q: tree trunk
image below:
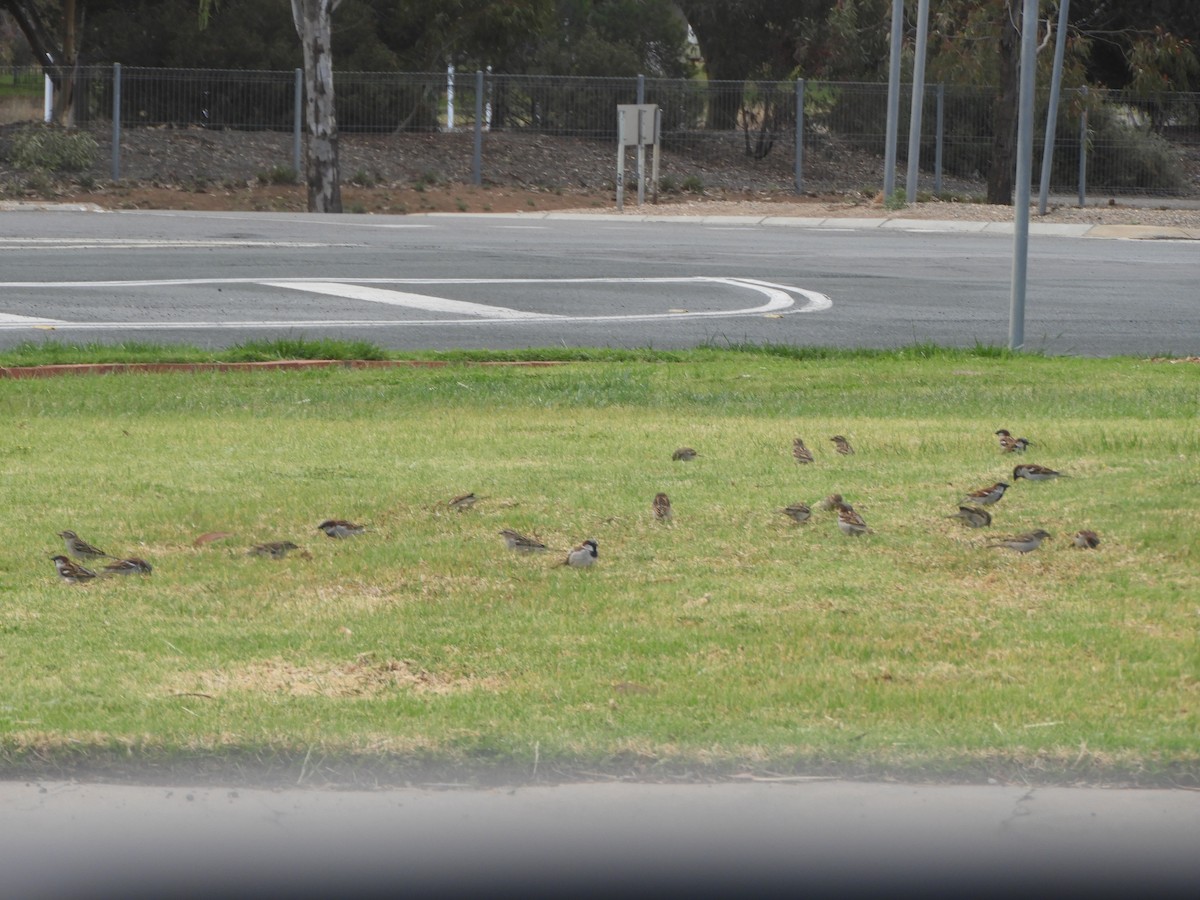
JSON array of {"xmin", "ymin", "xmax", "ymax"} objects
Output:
[
  {"xmin": 3, "ymin": 0, "xmax": 71, "ymax": 121},
  {"xmin": 987, "ymin": 4, "xmax": 1019, "ymax": 205},
  {"xmin": 292, "ymin": 0, "xmax": 341, "ymax": 213}
]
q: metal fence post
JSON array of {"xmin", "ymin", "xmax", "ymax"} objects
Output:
[
  {"xmin": 934, "ymin": 84, "xmax": 944, "ymax": 196},
  {"xmin": 293, "ymin": 68, "xmax": 303, "ymax": 175},
  {"xmin": 794, "ymin": 78, "xmax": 805, "ymax": 195},
  {"xmin": 111, "ymin": 63, "xmax": 121, "ymax": 181},
  {"xmin": 1077, "ymin": 86, "xmax": 1088, "ymax": 207},
  {"xmin": 472, "ymin": 70, "xmax": 484, "ymax": 186},
  {"xmin": 636, "ymin": 73, "xmax": 644, "ymax": 105}
]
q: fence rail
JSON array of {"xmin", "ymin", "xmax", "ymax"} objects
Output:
[{"xmin": 3, "ymin": 65, "xmax": 1198, "ymax": 200}]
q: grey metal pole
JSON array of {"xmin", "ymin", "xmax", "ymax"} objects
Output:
[
  {"xmin": 1038, "ymin": 0, "xmax": 1071, "ymax": 215},
  {"xmin": 882, "ymin": 0, "xmax": 903, "ymax": 199},
  {"xmin": 635, "ymin": 75, "xmax": 645, "ymax": 200},
  {"xmin": 794, "ymin": 78, "xmax": 805, "ymax": 195},
  {"xmin": 111, "ymin": 63, "xmax": 121, "ymax": 181},
  {"xmin": 636, "ymin": 73, "xmax": 645, "ymax": 105},
  {"xmin": 1009, "ymin": 0, "xmax": 1040, "ymax": 352},
  {"xmin": 1077, "ymin": 85, "xmax": 1088, "ymax": 207},
  {"xmin": 472, "ymin": 70, "xmax": 484, "ymax": 186},
  {"xmin": 934, "ymin": 84, "xmax": 944, "ymax": 196},
  {"xmin": 905, "ymin": 0, "xmax": 931, "ymax": 204},
  {"xmin": 292, "ymin": 68, "xmax": 302, "ymax": 175}
]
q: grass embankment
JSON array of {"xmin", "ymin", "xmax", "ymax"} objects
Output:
[{"xmin": 1, "ymin": 344, "xmax": 1196, "ymax": 785}]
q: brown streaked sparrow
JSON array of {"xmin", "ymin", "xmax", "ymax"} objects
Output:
[
  {"xmin": 671, "ymin": 447, "xmax": 698, "ymax": 461},
  {"xmin": 988, "ymin": 529, "xmax": 1052, "ymax": 553},
  {"xmin": 559, "ymin": 539, "xmax": 598, "ymax": 567},
  {"xmin": 102, "ymin": 557, "xmax": 154, "ymax": 576},
  {"xmin": 653, "ymin": 492, "xmax": 673, "ymax": 522},
  {"xmin": 946, "ymin": 505, "xmax": 993, "ymax": 528},
  {"xmin": 317, "ymin": 519, "xmax": 366, "ymax": 538},
  {"xmin": 51, "ymin": 554, "xmax": 97, "ymax": 583},
  {"xmin": 963, "ymin": 481, "xmax": 1010, "ymax": 506},
  {"xmin": 248, "ymin": 541, "xmax": 300, "ymax": 559},
  {"xmin": 499, "ymin": 528, "xmax": 548, "ymax": 552},
  {"xmin": 817, "ymin": 493, "xmax": 843, "ymax": 512},
  {"xmin": 1072, "ymin": 529, "xmax": 1101, "ymax": 549},
  {"xmin": 779, "ymin": 503, "xmax": 812, "ymax": 524},
  {"xmin": 830, "ymin": 435, "xmax": 854, "ymax": 455},
  {"xmin": 448, "ymin": 492, "xmax": 479, "ymax": 510},
  {"xmin": 792, "ymin": 438, "xmax": 814, "ymax": 464},
  {"xmin": 999, "ymin": 434, "xmax": 1032, "ymax": 453},
  {"xmin": 1013, "ymin": 463, "xmax": 1066, "ymax": 481},
  {"xmin": 835, "ymin": 502, "xmax": 872, "ymax": 536},
  {"xmin": 57, "ymin": 530, "xmax": 115, "ymax": 561}
]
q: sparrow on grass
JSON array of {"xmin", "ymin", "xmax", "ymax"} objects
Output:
[
  {"xmin": 962, "ymin": 481, "xmax": 1010, "ymax": 506},
  {"xmin": 448, "ymin": 492, "xmax": 479, "ymax": 511},
  {"xmin": 317, "ymin": 519, "xmax": 366, "ymax": 538},
  {"xmin": 835, "ymin": 502, "xmax": 872, "ymax": 536},
  {"xmin": 817, "ymin": 493, "xmax": 844, "ymax": 512},
  {"xmin": 653, "ymin": 492, "xmax": 673, "ymax": 522},
  {"xmin": 1013, "ymin": 464, "xmax": 1067, "ymax": 481},
  {"xmin": 1072, "ymin": 529, "xmax": 1101, "ymax": 549},
  {"xmin": 988, "ymin": 529, "xmax": 1052, "ymax": 553},
  {"xmin": 248, "ymin": 541, "xmax": 300, "ymax": 559},
  {"xmin": 51, "ymin": 555, "xmax": 97, "ymax": 583},
  {"xmin": 499, "ymin": 529, "xmax": 548, "ymax": 552},
  {"xmin": 792, "ymin": 438, "xmax": 814, "ymax": 464},
  {"xmin": 946, "ymin": 505, "xmax": 992, "ymax": 528},
  {"xmin": 101, "ymin": 557, "xmax": 153, "ymax": 576},
  {"xmin": 994, "ymin": 429, "xmax": 1032, "ymax": 453},
  {"xmin": 57, "ymin": 530, "xmax": 114, "ymax": 561},
  {"xmin": 779, "ymin": 503, "xmax": 812, "ymax": 524},
  {"xmin": 671, "ymin": 447, "xmax": 698, "ymax": 461},
  {"xmin": 830, "ymin": 435, "xmax": 854, "ymax": 455},
  {"xmin": 559, "ymin": 539, "xmax": 599, "ymax": 568}
]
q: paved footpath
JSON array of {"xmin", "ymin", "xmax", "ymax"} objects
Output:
[{"xmin": 2, "ymin": 779, "xmax": 1197, "ymax": 895}]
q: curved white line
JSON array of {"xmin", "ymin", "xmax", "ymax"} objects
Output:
[{"xmin": 0, "ymin": 277, "xmax": 830, "ymax": 329}]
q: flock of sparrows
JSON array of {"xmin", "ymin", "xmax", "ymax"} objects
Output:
[{"xmin": 49, "ymin": 426, "xmax": 1098, "ymax": 583}]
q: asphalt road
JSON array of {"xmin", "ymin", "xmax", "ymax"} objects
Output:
[
  {"xmin": 1, "ymin": 208, "xmax": 1196, "ymax": 356},
  {"xmin": 3, "ymin": 779, "xmax": 1198, "ymax": 896}
]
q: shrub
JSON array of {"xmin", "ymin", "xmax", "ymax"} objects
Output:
[{"xmin": 6, "ymin": 124, "xmax": 98, "ymax": 173}]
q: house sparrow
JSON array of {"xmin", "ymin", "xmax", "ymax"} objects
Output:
[
  {"xmin": 57, "ymin": 530, "xmax": 114, "ymax": 561},
  {"xmin": 835, "ymin": 502, "xmax": 872, "ymax": 536},
  {"xmin": 779, "ymin": 503, "xmax": 812, "ymax": 524},
  {"xmin": 50, "ymin": 554, "xmax": 97, "ymax": 583},
  {"xmin": 963, "ymin": 481, "xmax": 1010, "ymax": 505},
  {"xmin": 248, "ymin": 541, "xmax": 300, "ymax": 558},
  {"xmin": 988, "ymin": 529, "xmax": 1052, "ymax": 553},
  {"xmin": 317, "ymin": 519, "xmax": 365, "ymax": 538},
  {"xmin": 830, "ymin": 435, "xmax": 854, "ymax": 455},
  {"xmin": 792, "ymin": 438, "xmax": 814, "ymax": 464},
  {"xmin": 671, "ymin": 447, "xmax": 698, "ymax": 461},
  {"xmin": 499, "ymin": 528, "xmax": 548, "ymax": 552},
  {"xmin": 1013, "ymin": 464, "xmax": 1066, "ymax": 481},
  {"xmin": 102, "ymin": 557, "xmax": 154, "ymax": 575},
  {"xmin": 1072, "ymin": 529, "xmax": 1101, "ymax": 549},
  {"xmin": 817, "ymin": 493, "xmax": 843, "ymax": 512},
  {"xmin": 559, "ymin": 539, "xmax": 598, "ymax": 567},
  {"xmin": 998, "ymin": 433, "xmax": 1033, "ymax": 453},
  {"xmin": 448, "ymin": 492, "xmax": 479, "ymax": 511},
  {"xmin": 653, "ymin": 492, "xmax": 673, "ymax": 522},
  {"xmin": 945, "ymin": 505, "xmax": 992, "ymax": 528}
]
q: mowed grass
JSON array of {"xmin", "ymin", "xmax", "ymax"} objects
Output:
[{"xmin": 1, "ymin": 350, "xmax": 1197, "ymax": 784}]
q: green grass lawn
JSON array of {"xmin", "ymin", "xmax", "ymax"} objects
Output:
[{"xmin": 1, "ymin": 347, "xmax": 1197, "ymax": 785}]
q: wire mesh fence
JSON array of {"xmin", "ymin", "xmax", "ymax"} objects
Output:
[{"xmin": 2, "ymin": 65, "xmax": 1198, "ymax": 199}]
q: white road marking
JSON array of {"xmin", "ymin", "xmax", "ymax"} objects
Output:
[
  {"xmin": 0, "ymin": 239, "xmax": 347, "ymax": 250},
  {"xmin": 0, "ymin": 277, "xmax": 831, "ymax": 330},
  {"xmin": 0, "ymin": 312, "xmax": 66, "ymax": 324},
  {"xmin": 261, "ymin": 282, "xmax": 559, "ymax": 319}
]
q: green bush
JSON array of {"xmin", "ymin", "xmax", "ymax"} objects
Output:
[{"xmin": 6, "ymin": 124, "xmax": 98, "ymax": 173}]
